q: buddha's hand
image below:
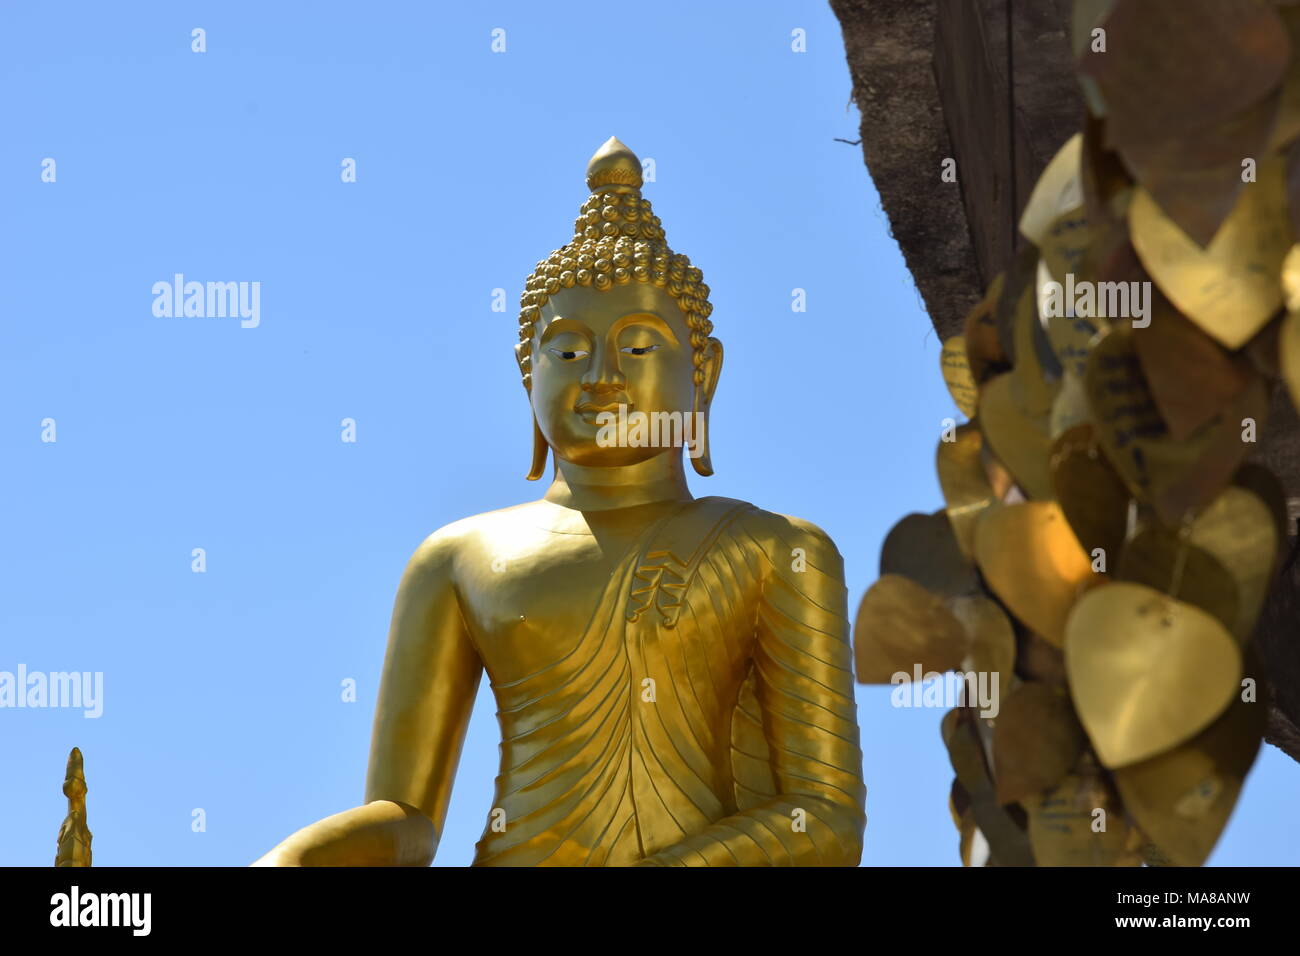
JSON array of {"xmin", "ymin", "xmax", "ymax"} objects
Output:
[{"xmin": 247, "ymin": 802, "xmax": 437, "ymax": 867}]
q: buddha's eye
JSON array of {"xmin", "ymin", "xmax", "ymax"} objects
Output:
[
  {"xmin": 548, "ymin": 348, "xmax": 589, "ymax": 361},
  {"xmin": 620, "ymin": 345, "xmax": 660, "ymax": 356}
]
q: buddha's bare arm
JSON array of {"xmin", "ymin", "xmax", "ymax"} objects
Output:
[
  {"xmin": 252, "ymin": 528, "xmax": 483, "ymax": 866},
  {"xmin": 636, "ymin": 518, "xmax": 867, "ymax": 867}
]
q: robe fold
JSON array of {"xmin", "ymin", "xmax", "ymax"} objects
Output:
[{"xmin": 473, "ymin": 496, "xmax": 866, "ymax": 866}]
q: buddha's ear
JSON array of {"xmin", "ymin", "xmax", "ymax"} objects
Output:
[
  {"xmin": 690, "ymin": 338, "xmax": 723, "ymax": 478},
  {"xmin": 699, "ymin": 336, "xmax": 724, "ymax": 406},
  {"xmin": 514, "ymin": 341, "xmax": 549, "ymax": 479},
  {"xmin": 514, "ymin": 341, "xmax": 533, "ymax": 393}
]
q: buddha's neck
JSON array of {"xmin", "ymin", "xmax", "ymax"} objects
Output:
[{"xmin": 545, "ymin": 452, "xmax": 693, "ymax": 512}]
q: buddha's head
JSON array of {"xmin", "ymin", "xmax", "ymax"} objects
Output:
[{"xmin": 515, "ymin": 137, "xmax": 722, "ymax": 478}]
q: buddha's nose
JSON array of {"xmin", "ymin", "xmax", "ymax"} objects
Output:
[{"xmin": 581, "ymin": 345, "xmax": 625, "ymax": 394}]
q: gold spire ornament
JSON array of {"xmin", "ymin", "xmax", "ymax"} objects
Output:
[{"xmin": 55, "ymin": 747, "xmax": 92, "ymax": 868}]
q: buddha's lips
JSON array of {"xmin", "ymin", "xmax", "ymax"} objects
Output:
[{"xmin": 575, "ymin": 400, "xmax": 631, "ymax": 414}]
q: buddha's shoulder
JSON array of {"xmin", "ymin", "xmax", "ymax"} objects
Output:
[
  {"xmin": 401, "ymin": 497, "xmax": 843, "ymax": 569},
  {"xmin": 703, "ymin": 497, "xmax": 844, "ymax": 563},
  {"xmin": 401, "ymin": 501, "xmax": 560, "ymax": 570}
]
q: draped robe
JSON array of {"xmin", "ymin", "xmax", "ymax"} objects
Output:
[{"xmin": 471, "ymin": 496, "xmax": 866, "ymax": 866}]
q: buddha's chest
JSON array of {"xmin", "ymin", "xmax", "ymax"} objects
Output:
[
  {"xmin": 458, "ymin": 530, "xmax": 759, "ymax": 699},
  {"xmin": 460, "ymin": 533, "xmax": 622, "ymax": 676}
]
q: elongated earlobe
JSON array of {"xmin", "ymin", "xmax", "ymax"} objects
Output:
[
  {"xmin": 690, "ymin": 386, "xmax": 713, "ymax": 477},
  {"xmin": 690, "ymin": 337, "xmax": 721, "ymax": 477},
  {"xmin": 526, "ymin": 413, "xmax": 548, "ymax": 480}
]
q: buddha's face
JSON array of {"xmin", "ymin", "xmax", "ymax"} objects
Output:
[{"xmin": 529, "ymin": 283, "xmax": 719, "ymax": 467}]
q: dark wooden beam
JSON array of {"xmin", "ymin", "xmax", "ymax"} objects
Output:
[{"xmin": 831, "ymin": 0, "xmax": 984, "ymax": 340}]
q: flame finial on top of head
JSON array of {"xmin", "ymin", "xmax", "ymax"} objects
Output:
[{"xmin": 585, "ymin": 136, "xmax": 643, "ymax": 193}]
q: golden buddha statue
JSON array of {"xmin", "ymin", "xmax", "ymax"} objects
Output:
[{"xmin": 253, "ymin": 138, "xmax": 866, "ymax": 867}]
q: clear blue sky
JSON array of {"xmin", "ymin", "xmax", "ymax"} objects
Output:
[{"xmin": 2, "ymin": 0, "xmax": 1294, "ymax": 866}]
